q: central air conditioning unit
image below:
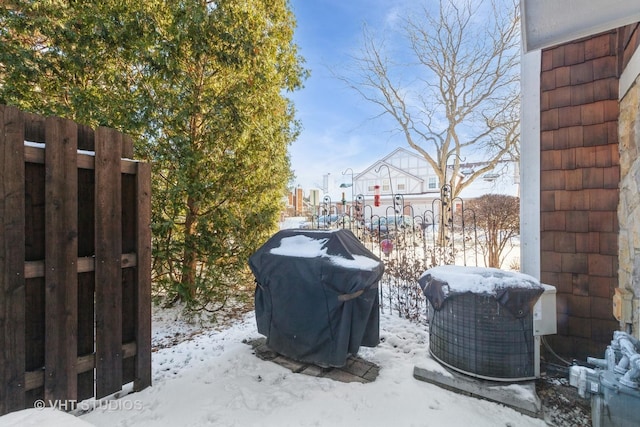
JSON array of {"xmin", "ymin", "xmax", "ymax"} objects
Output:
[{"xmin": 420, "ymin": 266, "xmax": 557, "ymax": 381}]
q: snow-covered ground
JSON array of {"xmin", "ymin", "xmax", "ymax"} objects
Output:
[{"xmin": 1, "ymin": 305, "xmax": 549, "ymax": 427}]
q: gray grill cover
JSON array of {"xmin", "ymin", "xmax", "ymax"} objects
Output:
[{"xmin": 249, "ymin": 229, "xmax": 384, "ymax": 367}]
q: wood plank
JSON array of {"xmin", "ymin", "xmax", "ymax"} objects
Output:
[
  {"xmin": 24, "ymin": 341, "xmax": 139, "ymax": 392},
  {"xmin": 77, "ymin": 124, "xmax": 95, "ymax": 151},
  {"xmin": 44, "ymin": 116, "xmax": 78, "ymax": 403},
  {"xmin": 25, "ymin": 146, "xmax": 139, "ymax": 174},
  {"xmin": 24, "ymin": 253, "xmax": 138, "ymax": 279},
  {"xmin": 122, "ymin": 268, "xmax": 136, "ymax": 384},
  {"xmin": 122, "ymin": 134, "xmax": 134, "ymax": 159},
  {"xmin": 77, "ymin": 158, "xmax": 95, "ymax": 401},
  {"xmin": 23, "ymin": 112, "xmax": 45, "ymax": 142},
  {"xmin": 94, "ymin": 127, "xmax": 123, "ymax": 399},
  {"xmin": 0, "ymin": 105, "xmax": 26, "ymax": 415},
  {"xmin": 76, "ymin": 272, "xmax": 95, "ymax": 401},
  {"xmin": 134, "ymin": 161, "xmax": 152, "ymax": 391}
]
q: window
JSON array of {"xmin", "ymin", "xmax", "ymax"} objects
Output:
[
  {"xmin": 397, "ymin": 183, "xmax": 406, "ymax": 191},
  {"xmin": 428, "ymin": 177, "xmax": 437, "ymax": 189},
  {"xmin": 382, "ymin": 180, "xmax": 390, "ymax": 192}
]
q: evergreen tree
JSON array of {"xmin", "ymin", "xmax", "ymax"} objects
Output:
[{"xmin": 0, "ymin": 0, "xmax": 307, "ymax": 312}]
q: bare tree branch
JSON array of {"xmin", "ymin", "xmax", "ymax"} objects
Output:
[{"xmin": 339, "ymin": 0, "xmax": 520, "ymax": 198}]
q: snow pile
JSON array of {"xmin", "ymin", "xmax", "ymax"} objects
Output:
[
  {"xmin": 420, "ymin": 265, "xmax": 542, "ymax": 296},
  {"xmin": 0, "ymin": 310, "xmax": 547, "ymax": 427},
  {"xmin": 269, "ymin": 233, "xmax": 380, "ymax": 271}
]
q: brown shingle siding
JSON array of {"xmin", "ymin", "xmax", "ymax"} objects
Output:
[
  {"xmin": 581, "ymin": 102, "xmax": 604, "ymax": 125},
  {"xmin": 583, "ymin": 123, "xmax": 608, "ymax": 146},
  {"xmin": 603, "ymin": 99, "xmax": 619, "ymax": 121},
  {"xmin": 541, "ymin": 49, "xmax": 554, "ymax": 71},
  {"xmin": 599, "ymin": 232, "xmax": 618, "ymax": 256},
  {"xmin": 557, "ymin": 105, "xmax": 582, "ymax": 127},
  {"xmin": 593, "ymin": 77, "xmax": 618, "ymax": 100},
  {"xmin": 591, "ymin": 297, "xmax": 614, "ymax": 319},
  {"xmin": 587, "ymin": 254, "xmax": 615, "ymax": 277},
  {"xmin": 542, "ymin": 249, "xmax": 563, "ymax": 271},
  {"xmin": 548, "ymin": 86, "xmax": 572, "ymax": 108},
  {"xmin": 584, "ymin": 31, "xmax": 617, "ymax": 59},
  {"xmin": 571, "ymin": 61, "xmax": 593, "ymax": 85},
  {"xmin": 542, "ymin": 211, "xmax": 566, "ymax": 231},
  {"xmin": 561, "ymin": 148, "xmax": 576, "ymax": 169},
  {"xmin": 592, "ymin": 319, "xmax": 620, "ymax": 344},
  {"xmin": 541, "ymin": 230, "xmax": 555, "ymax": 251},
  {"xmin": 565, "ymin": 169, "xmax": 583, "ymax": 190},
  {"xmin": 588, "ymin": 188, "xmax": 618, "ymax": 210},
  {"xmin": 588, "ymin": 211, "xmax": 616, "ymax": 232},
  {"xmin": 555, "ymin": 66, "xmax": 571, "ymax": 87},
  {"xmin": 541, "ymin": 69, "xmax": 556, "ymax": 91},
  {"xmin": 564, "ymin": 42, "xmax": 585, "ymax": 65},
  {"xmin": 567, "ymin": 294, "xmax": 591, "ymax": 317},
  {"xmin": 540, "ymin": 30, "xmax": 621, "ymax": 360},
  {"xmin": 572, "ymin": 273, "xmax": 590, "ymax": 296},
  {"xmin": 541, "ymin": 169, "xmax": 565, "ymax": 190},
  {"xmin": 569, "ymin": 316, "xmax": 592, "ymax": 338},
  {"xmin": 575, "ymin": 232, "xmax": 600, "ymax": 253},
  {"xmin": 540, "ymin": 130, "xmax": 554, "ymax": 150},
  {"xmin": 555, "ymin": 190, "xmax": 589, "ymax": 211},
  {"xmin": 571, "ymin": 82, "xmax": 595, "ymax": 105},
  {"xmin": 552, "ymin": 45, "xmax": 566, "ymax": 67},
  {"xmin": 582, "ymin": 167, "xmax": 604, "ymax": 188},
  {"xmin": 594, "ymin": 144, "xmax": 618, "ymax": 168},
  {"xmin": 621, "ymin": 23, "xmax": 640, "ymax": 69},
  {"xmin": 541, "ymin": 108, "xmax": 559, "ymax": 131},
  {"xmin": 540, "ymin": 190, "xmax": 555, "ymax": 212},
  {"xmin": 592, "ymin": 55, "xmax": 618, "ymax": 80},
  {"xmin": 588, "ymin": 276, "xmax": 616, "ymax": 298},
  {"xmin": 603, "ymin": 165, "xmax": 620, "ymax": 188},
  {"xmin": 575, "ymin": 147, "xmax": 595, "ymax": 167},
  {"xmin": 554, "ymin": 231, "xmax": 576, "ymax": 253},
  {"xmin": 565, "ymin": 211, "xmax": 589, "ymax": 232},
  {"xmin": 567, "ymin": 126, "xmax": 584, "ymax": 148},
  {"xmin": 541, "ymin": 150, "xmax": 562, "ymax": 170}
]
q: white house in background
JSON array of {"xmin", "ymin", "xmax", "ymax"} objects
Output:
[{"xmin": 342, "ymin": 147, "xmax": 518, "ymax": 217}]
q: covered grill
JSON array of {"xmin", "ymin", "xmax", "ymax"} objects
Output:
[{"xmin": 249, "ymin": 229, "xmax": 384, "ymax": 367}]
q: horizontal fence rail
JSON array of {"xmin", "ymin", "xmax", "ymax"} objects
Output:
[{"xmin": 0, "ymin": 105, "xmax": 151, "ymax": 416}]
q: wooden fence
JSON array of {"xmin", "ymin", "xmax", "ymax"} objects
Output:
[{"xmin": 0, "ymin": 105, "xmax": 151, "ymax": 415}]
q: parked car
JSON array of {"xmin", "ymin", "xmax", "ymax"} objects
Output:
[
  {"xmin": 316, "ymin": 214, "xmax": 339, "ymax": 228},
  {"xmin": 366, "ymin": 215, "xmax": 417, "ymax": 236}
]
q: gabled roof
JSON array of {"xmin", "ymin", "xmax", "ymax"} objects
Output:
[
  {"xmin": 380, "ymin": 147, "xmax": 427, "ymax": 163},
  {"xmin": 355, "ymin": 147, "xmax": 429, "ymax": 182}
]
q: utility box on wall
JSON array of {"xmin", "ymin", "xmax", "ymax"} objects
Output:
[
  {"xmin": 534, "ymin": 284, "xmax": 557, "ymax": 336},
  {"xmin": 612, "ymin": 287, "xmax": 633, "ymax": 324}
]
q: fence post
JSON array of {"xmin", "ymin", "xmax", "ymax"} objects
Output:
[
  {"xmin": 44, "ymin": 116, "xmax": 78, "ymax": 403},
  {"xmin": 94, "ymin": 127, "xmax": 123, "ymax": 399},
  {"xmin": 135, "ymin": 162, "xmax": 152, "ymax": 391},
  {"xmin": 0, "ymin": 105, "xmax": 26, "ymax": 414}
]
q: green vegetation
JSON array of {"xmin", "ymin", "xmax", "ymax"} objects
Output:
[{"xmin": 0, "ymin": 0, "xmax": 308, "ymax": 312}]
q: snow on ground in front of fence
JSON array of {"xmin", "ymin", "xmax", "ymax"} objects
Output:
[{"xmin": 0, "ymin": 305, "xmax": 547, "ymax": 427}]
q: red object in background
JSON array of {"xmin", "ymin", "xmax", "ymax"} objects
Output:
[
  {"xmin": 374, "ymin": 185, "xmax": 380, "ymax": 207},
  {"xmin": 380, "ymin": 239, "xmax": 394, "ymax": 256}
]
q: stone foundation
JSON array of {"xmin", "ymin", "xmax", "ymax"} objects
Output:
[{"xmin": 618, "ymin": 73, "xmax": 640, "ymax": 336}]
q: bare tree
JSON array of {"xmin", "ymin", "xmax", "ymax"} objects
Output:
[
  {"xmin": 344, "ymin": 0, "xmax": 520, "ymax": 200},
  {"xmin": 467, "ymin": 194, "xmax": 520, "ymax": 268}
]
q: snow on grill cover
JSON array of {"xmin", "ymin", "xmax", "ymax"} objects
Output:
[{"xmin": 249, "ymin": 229, "xmax": 384, "ymax": 367}]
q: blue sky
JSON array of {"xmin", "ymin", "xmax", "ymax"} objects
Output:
[{"xmin": 288, "ymin": 0, "xmax": 413, "ymax": 191}]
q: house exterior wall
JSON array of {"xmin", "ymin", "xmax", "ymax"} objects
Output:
[
  {"xmin": 617, "ymin": 23, "xmax": 640, "ymax": 336},
  {"xmin": 540, "ymin": 30, "xmax": 621, "ymax": 360}
]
